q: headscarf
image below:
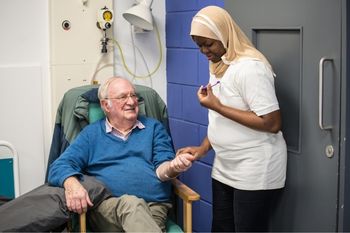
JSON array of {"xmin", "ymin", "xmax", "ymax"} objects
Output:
[{"xmin": 190, "ymin": 6, "xmax": 273, "ymax": 78}]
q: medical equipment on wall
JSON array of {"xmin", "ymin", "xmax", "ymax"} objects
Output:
[
  {"xmin": 97, "ymin": 6, "xmax": 114, "ymax": 30},
  {"xmin": 91, "ymin": 0, "xmax": 162, "ymax": 86},
  {"xmin": 123, "ymin": 0, "xmax": 153, "ymax": 31},
  {"xmin": 97, "ymin": 6, "xmax": 114, "ymax": 53}
]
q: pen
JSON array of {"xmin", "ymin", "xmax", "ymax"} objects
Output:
[{"xmin": 202, "ymin": 81, "xmax": 220, "ymax": 90}]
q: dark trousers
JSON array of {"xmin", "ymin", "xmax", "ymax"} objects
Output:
[
  {"xmin": 0, "ymin": 176, "xmax": 111, "ymax": 232},
  {"xmin": 211, "ymin": 178, "xmax": 281, "ymax": 232}
]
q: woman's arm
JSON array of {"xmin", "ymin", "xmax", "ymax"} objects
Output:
[{"xmin": 198, "ymin": 85, "xmax": 281, "ymax": 133}]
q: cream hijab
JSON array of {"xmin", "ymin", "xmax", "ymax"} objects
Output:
[{"xmin": 190, "ymin": 6, "xmax": 273, "ymax": 78}]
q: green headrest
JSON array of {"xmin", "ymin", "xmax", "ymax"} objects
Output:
[{"xmin": 88, "ymin": 103, "xmax": 105, "ymax": 123}]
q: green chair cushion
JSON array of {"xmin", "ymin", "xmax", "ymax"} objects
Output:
[
  {"xmin": 166, "ymin": 219, "xmax": 183, "ymax": 233},
  {"xmin": 88, "ymin": 103, "xmax": 105, "ymax": 123}
]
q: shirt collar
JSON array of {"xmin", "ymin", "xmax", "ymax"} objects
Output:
[{"xmin": 105, "ymin": 118, "xmax": 145, "ymax": 135}]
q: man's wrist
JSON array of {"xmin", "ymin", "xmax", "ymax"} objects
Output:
[{"xmin": 63, "ymin": 176, "xmax": 79, "ymax": 189}]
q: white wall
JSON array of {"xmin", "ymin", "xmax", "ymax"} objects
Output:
[
  {"xmin": 0, "ymin": 0, "xmax": 51, "ymax": 194},
  {"xmin": 113, "ymin": 0, "xmax": 167, "ymax": 101},
  {"xmin": 0, "ymin": 0, "xmax": 166, "ymax": 193}
]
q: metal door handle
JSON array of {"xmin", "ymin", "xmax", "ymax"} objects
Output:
[{"xmin": 319, "ymin": 57, "xmax": 333, "ymax": 130}]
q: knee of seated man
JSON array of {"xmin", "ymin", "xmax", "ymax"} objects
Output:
[
  {"xmin": 80, "ymin": 175, "xmax": 112, "ymax": 207},
  {"xmin": 118, "ymin": 194, "xmax": 148, "ymax": 212}
]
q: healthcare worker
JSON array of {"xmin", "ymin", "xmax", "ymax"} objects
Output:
[{"xmin": 177, "ymin": 5, "xmax": 287, "ymax": 232}]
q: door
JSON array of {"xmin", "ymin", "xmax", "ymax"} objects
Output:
[{"xmin": 224, "ymin": 0, "xmax": 342, "ymax": 231}]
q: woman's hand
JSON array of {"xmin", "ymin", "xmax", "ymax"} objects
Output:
[
  {"xmin": 197, "ymin": 84, "xmax": 222, "ymax": 111},
  {"xmin": 176, "ymin": 136, "xmax": 212, "ymax": 159},
  {"xmin": 176, "ymin": 146, "xmax": 208, "ymax": 159},
  {"xmin": 63, "ymin": 176, "xmax": 93, "ymax": 214}
]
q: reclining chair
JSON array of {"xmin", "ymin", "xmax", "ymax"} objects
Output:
[{"xmin": 47, "ymin": 84, "xmax": 200, "ymax": 233}]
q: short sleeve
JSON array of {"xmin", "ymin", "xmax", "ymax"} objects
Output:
[{"xmin": 238, "ymin": 61, "xmax": 280, "ymax": 116}]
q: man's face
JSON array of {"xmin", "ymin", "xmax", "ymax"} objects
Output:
[{"xmin": 105, "ymin": 79, "xmax": 139, "ymax": 123}]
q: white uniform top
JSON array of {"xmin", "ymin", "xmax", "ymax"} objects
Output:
[{"xmin": 208, "ymin": 57, "xmax": 287, "ymax": 190}]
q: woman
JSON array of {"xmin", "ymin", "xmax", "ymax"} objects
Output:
[{"xmin": 177, "ymin": 5, "xmax": 287, "ymax": 232}]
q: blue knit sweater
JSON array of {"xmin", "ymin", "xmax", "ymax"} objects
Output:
[{"xmin": 48, "ymin": 116, "xmax": 175, "ymax": 202}]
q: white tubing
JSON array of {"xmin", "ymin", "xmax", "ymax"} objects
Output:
[{"xmin": 0, "ymin": 140, "xmax": 20, "ymax": 197}]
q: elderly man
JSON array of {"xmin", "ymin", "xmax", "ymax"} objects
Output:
[{"xmin": 48, "ymin": 76, "xmax": 195, "ymax": 232}]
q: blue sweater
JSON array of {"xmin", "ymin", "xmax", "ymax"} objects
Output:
[{"xmin": 48, "ymin": 116, "xmax": 175, "ymax": 202}]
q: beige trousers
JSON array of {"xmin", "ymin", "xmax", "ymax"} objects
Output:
[{"xmin": 88, "ymin": 195, "xmax": 172, "ymax": 232}]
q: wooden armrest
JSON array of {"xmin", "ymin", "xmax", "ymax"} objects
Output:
[
  {"xmin": 171, "ymin": 178, "xmax": 200, "ymax": 233},
  {"xmin": 171, "ymin": 178, "xmax": 200, "ymax": 202}
]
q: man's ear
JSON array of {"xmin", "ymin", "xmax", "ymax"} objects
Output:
[
  {"xmin": 107, "ymin": 100, "xmax": 112, "ymax": 108},
  {"xmin": 101, "ymin": 100, "xmax": 111, "ymax": 111}
]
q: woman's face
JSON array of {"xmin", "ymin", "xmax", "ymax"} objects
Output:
[{"xmin": 192, "ymin": 35, "xmax": 226, "ymax": 63}]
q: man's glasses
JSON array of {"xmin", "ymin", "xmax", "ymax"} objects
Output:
[{"xmin": 105, "ymin": 93, "xmax": 138, "ymax": 103}]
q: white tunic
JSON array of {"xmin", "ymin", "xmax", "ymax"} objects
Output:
[{"xmin": 208, "ymin": 57, "xmax": 287, "ymax": 190}]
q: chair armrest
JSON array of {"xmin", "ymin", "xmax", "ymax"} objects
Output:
[
  {"xmin": 171, "ymin": 179, "xmax": 200, "ymax": 233},
  {"xmin": 171, "ymin": 179, "xmax": 200, "ymax": 202}
]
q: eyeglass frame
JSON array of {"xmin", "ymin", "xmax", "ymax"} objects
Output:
[{"xmin": 104, "ymin": 93, "xmax": 138, "ymax": 103}]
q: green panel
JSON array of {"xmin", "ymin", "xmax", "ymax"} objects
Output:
[
  {"xmin": 166, "ymin": 219, "xmax": 183, "ymax": 233},
  {"xmin": 88, "ymin": 103, "xmax": 105, "ymax": 123},
  {"xmin": 0, "ymin": 158, "xmax": 15, "ymax": 199}
]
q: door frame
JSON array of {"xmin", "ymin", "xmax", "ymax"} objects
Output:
[{"xmin": 338, "ymin": 0, "xmax": 350, "ymax": 231}]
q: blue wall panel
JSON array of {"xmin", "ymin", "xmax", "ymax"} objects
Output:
[
  {"xmin": 166, "ymin": 0, "xmax": 197, "ymax": 12},
  {"xmin": 199, "ymin": 126, "xmax": 215, "ymax": 165},
  {"xmin": 182, "ymin": 162, "xmax": 212, "ymax": 203},
  {"xmin": 167, "ymin": 83, "xmax": 183, "ymax": 119},
  {"xmin": 198, "ymin": 52, "xmax": 210, "ymax": 85},
  {"xmin": 166, "ymin": 12, "xmax": 197, "ymax": 48},
  {"xmin": 193, "ymin": 200, "xmax": 212, "ymax": 232},
  {"xmin": 166, "ymin": 0, "xmax": 224, "ymax": 12},
  {"xmin": 167, "ymin": 49, "xmax": 197, "ymax": 85},
  {"xmin": 198, "ymin": 0, "xmax": 225, "ymax": 9},
  {"xmin": 182, "ymin": 86, "xmax": 208, "ymax": 125},
  {"xmin": 169, "ymin": 118, "xmax": 199, "ymax": 150}
]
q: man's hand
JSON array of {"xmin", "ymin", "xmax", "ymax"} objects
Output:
[
  {"xmin": 63, "ymin": 176, "xmax": 93, "ymax": 214},
  {"xmin": 170, "ymin": 153, "xmax": 195, "ymax": 173},
  {"xmin": 156, "ymin": 153, "xmax": 196, "ymax": 181},
  {"xmin": 176, "ymin": 136, "xmax": 212, "ymax": 159}
]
